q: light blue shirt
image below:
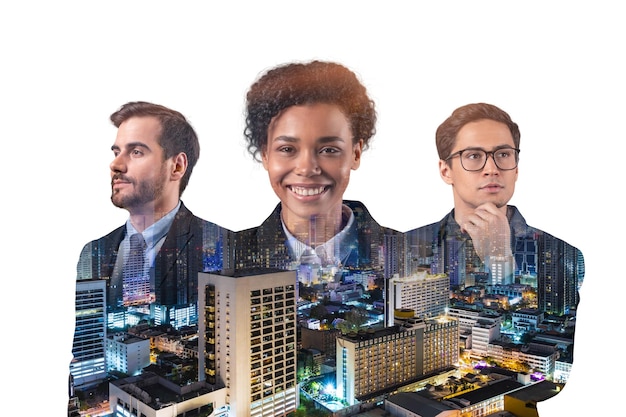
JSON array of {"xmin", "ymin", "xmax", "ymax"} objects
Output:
[{"xmin": 120, "ymin": 201, "xmax": 182, "ymax": 273}]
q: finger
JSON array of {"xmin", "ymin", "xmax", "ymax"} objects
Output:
[
  {"xmin": 464, "ymin": 211, "xmax": 489, "ymax": 230},
  {"xmin": 475, "ymin": 202, "xmax": 501, "ymax": 215}
]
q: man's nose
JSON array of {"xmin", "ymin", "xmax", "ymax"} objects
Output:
[
  {"xmin": 294, "ymin": 151, "xmax": 321, "ymax": 176},
  {"xmin": 110, "ymin": 154, "xmax": 126, "ymax": 173},
  {"xmin": 482, "ymin": 153, "xmax": 500, "ymax": 174}
]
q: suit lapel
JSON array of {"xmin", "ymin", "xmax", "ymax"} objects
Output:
[{"xmin": 154, "ymin": 203, "xmax": 194, "ymax": 294}]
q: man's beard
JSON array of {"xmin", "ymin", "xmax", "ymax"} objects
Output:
[{"xmin": 111, "ymin": 171, "xmax": 167, "ymax": 210}]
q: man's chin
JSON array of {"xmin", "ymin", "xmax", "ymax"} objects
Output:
[
  {"xmin": 111, "ymin": 192, "xmax": 132, "ymax": 209},
  {"xmin": 111, "ymin": 196, "xmax": 126, "ymax": 209},
  {"xmin": 474, "ymin": 197, "xmax": 510, "ymax": 210}
]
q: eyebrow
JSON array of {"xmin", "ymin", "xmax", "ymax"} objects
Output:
[
  {"xmin": 111, "ymin": 141, "xmax": 152, "ymax": 152},
  {"xmin": 271, "ymin": 135, "xmax": 346, "ymax": 144},
  {"xmin": 460, "ymin": 144, "xmax": 516, "ymax": 151}
]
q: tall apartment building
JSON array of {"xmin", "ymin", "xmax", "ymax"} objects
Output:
[
  {"xmin": 430, "ymin": 236, "xmax": 467, "ymax": 289},
  {"xmin": 383, "ymin": 233, "xmax": 402, "ymax": 279},
  {"xmin": 387, "ymin": 272, "xmax": 449, "ymax": 326},
  {"xmin": 336, "ymin": 325, "xmax": 426, "ymax": 405},
  {"xmin": 198, "ymin": 269, "xmax": 298, "ymax": 417},
  {"xmin": 514, "ymin": 236, "xmax": 538, "ymax": 276},
  {"xmin": 537, "ymin": 235, "xmax": 581, "ymax": 315},
  {"xmin": 422, "ymin": 316, "xmax": 459, "ymax": 376},
  {"xmin": 71, "ymin": 279, "xmax": 107, "ymax": 388}
]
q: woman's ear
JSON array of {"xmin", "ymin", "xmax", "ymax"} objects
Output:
[{"xmin": 351, "ymin": 139, "xmax": 364, "ymax": 170}]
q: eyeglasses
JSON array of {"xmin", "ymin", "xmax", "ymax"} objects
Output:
[{"xmin": 446, "ymin": 147, "xmax": 520, "ymax": 171}]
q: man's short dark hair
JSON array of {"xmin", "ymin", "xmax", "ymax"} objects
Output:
[
  {"xmin": 244, "ymin": 60, "xmax": 377, "ymax": 161},
  {"xmin": 110, "ymin": 101, "xmax": 200, "ymax": 195},
  {"xmin": 436, "ymin": 103, "xmax": 521, "ymax": 161}
]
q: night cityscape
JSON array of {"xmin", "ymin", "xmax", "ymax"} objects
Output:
[{"xmin": 69, "ymin": 203, "xmax": 583, "ymax": 417}]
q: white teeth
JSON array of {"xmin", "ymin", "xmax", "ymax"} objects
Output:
[{"xmin": 290, "ymin": 186, "xmax": 326, "ymax": 196}]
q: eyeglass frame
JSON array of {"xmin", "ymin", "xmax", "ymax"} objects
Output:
[{"xmin": 445, "ymin": 146, "xmax": 521, "ymax": 171}]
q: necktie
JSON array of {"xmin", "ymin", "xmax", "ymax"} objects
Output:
[{"xmin": 123, "ymin": 233, "xmax": 148, "ymax": 305}]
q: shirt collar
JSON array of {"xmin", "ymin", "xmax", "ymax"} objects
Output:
[
  {"xmin": 125, "ymin": 201, "xmax": 182, "ymax": 250},
  {"xmin": 440, "ymin": 205, "xmax": 525, "ymax": 242},
  {"xmin": 282, "ymin": 204, "xmax": 357, "ymax": 266}
]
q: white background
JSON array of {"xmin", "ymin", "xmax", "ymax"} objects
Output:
[{"xmin": 1, "ymin": 2, "xmax": 621, "ymax": 415}]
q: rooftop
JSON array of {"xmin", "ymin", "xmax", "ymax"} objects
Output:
[{"xmin": 505, "ymin": 380, "xmax": 562, "ymax": 403}]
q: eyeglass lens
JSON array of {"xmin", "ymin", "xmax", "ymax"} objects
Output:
[{"xmin": 460, "ymin": 149, "xmax": 518, "ymax": 171}]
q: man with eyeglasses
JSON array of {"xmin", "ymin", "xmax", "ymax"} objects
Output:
[{"xmin": 404, "ymin": 103, "xmax": 584, "ymax": 410}]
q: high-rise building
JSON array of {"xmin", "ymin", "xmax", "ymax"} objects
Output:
[
  {"xmin": 429, "ymin": 236, "xmax": 467, "ymax": 289},
  {"xmin": 422, "ymin": 316, "xmax": 459, "ymax": 376},
  {"xmin": 198, "ymin": 269, "xmax": 298, "ymax": 417},
  {"xmin": 383, "ymin": 233, "xmax": 402, "ymax": 279},
  {"xmin": 514, "ymin": 236, "xmax": 538, "ymax": 277},
  {"xmin": 537, "ymin": 235, "xmax": 580, "ymax": 315},
  {"xmin": 387, "ymin": 272, "xmax": 449, "ymax": 326},
  {"xmin": 70, "ymin": 279, "xmax": 107, "ymax": 388}
]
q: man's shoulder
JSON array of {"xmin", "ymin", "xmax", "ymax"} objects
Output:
[
  {"xmin": 77, "ymin": 224, "xmax": 126, "ymax": 280},
  {"xmin": 83, "ymin": 224, "xmax": 126, "ymax": 249},
  {"xmin": 517, "ymin": 216, "xmax": 580, "ymax": 248},
  {"xmin": 404, "ymin": 209, "xmax": 452, "ymax": 236},
  {"xmin": 176, "ymin": 202, "xmax": 233, "ymax": 234}
]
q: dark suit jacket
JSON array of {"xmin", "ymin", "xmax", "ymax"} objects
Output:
[
  {"xmin": 77, "ymin": 202, "xmax": 232, "ymax": 307},
  {"xmin": 234, "ymin": 200, "xmax": 404, "ymax": 279},
  {"xmin": 404, "ymin": 205, "xmax": 584, "ymax": 315}
]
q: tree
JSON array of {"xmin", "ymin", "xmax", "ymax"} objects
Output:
[
  {"xmin": 345, "ymin": 307, "xmax": 368, "ymax": 328},
  {"xmin": 310, "ymin": 304, "xmax": 329, "ymax": 320}
]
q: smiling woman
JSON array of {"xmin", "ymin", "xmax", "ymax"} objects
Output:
[
  {"xmin": 234, "ymin": 59, "xmax": 403, "ymax": 288},
  {"xmin": 262, "ymin": 103, "xmax": 362, "ymax": 242},
  {"xmin": 231, "ymin": 61, "xmax": 406, "ymax": 411}
]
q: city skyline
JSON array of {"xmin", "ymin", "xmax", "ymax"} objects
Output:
[
  {"xmin": 5, "ymin": 4, "xmax": 619, "ymax": 416},
  {"xmin": 70, "ymin": 199, "xmax": 583, "ymax": 416}
]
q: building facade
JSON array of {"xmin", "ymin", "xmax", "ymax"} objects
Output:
[
  {"xmin": 387, "ymin": 272, "xmax": 450, "ymax": 326},
  {"xmin": 71, "ymin": 279, "xmax": 107, "ymax": 388},
  {"xmin": 198, "ymin": 270, "xmax": 298, "ymax": 417}
]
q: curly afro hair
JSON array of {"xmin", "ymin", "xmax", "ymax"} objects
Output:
[{"xmin": 244, "ymin": 60, "xmax": 377, "ymax": 161}]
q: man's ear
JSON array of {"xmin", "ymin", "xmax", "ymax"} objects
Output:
[
  {"xmin": 171, "ymin": 152, "xmax": 188, "ymax": 181},
  {"xmin": 439, "ymin": 159, "xmax": 454, "ymax": 185},
  {"xmin": 351, "ymin": 139, "xmax": 364, "ymax": 170}
]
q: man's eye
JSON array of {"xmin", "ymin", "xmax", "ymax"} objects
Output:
[
  {"xmin": 464, "ymin": 152, "xmax": 483, "ymax": 160},
  {"xmin": 496, "ymin": 150, "xmax": 513, "ymax": 158},
  {"xmin": 131, "ymin": 149, "xmax": 144, "ymax": 156}
]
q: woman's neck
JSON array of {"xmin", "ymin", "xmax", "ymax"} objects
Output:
[{"xmin": 282, "ymin": 205, "xmax": 350, "ymax": 246}]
